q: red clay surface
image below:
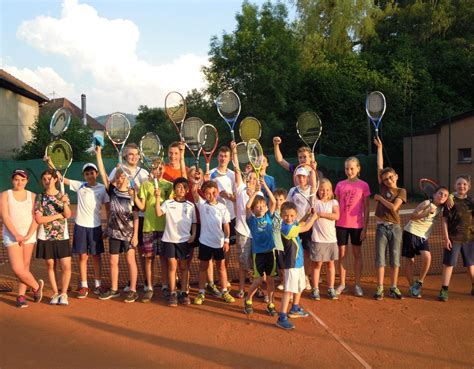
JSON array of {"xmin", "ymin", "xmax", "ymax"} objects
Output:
[{"xmin": 1, "ymin": 274, "xmax": 473, "ymax": 369}]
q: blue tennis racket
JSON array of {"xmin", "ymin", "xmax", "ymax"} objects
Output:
[
  {"xmin": 216, "ymin": 90, "xmax": 241, "ymax": 141},
  {"xmin": 366, "ymin": 91, "xmax": 386, "ymax": 138}
]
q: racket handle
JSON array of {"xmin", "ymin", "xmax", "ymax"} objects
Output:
[
  {"xmin": 311, "ymin": 152, "xmax": 315, "ymax": 162},
  {"xmin": 206, "ymin": 162, "xmax": 210, "ymax": 174},
  {"xmin": 375, "ymin": 129, "xmax": 379, "ymax": 139},
  {"xmin": 231, "ymin": 130, "xmax": 235, "ymax": 142},
  {"xmin": 153, "ymin": 178, "xmax": 158, "ymax": 189},
  {"xmin": 60, "ymin": 181, "xmax": 65, "ymax": 195}
]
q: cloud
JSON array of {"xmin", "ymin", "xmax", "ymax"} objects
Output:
[{"xmin": 14, "ymin": 0, "xmax": 208, "ymax": 115}]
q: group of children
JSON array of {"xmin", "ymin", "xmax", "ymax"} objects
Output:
[{"xmin": 2, "ymin": 134, "xmax": 473, "ymax": 330}]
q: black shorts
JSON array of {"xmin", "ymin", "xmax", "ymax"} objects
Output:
[
  {"xmin": 277, "ymin": 250, "xmax": 285, "ymax": 270},
  {"xmin": 72, "ymin": 225, "xmax": 104, "ymax": 255},
  {"xmin": 164, "ymin": 242, "xmax": 191, "ymax": 260},
  {"xmin": 138, "ymin": 216, "xmax": 144, "ymax": 246},
  {"xmin": 336, "ymin": 227, "xmax": 363, "ymax": 246},
  {"xmin": 402, "ymin": 231, "xmax": 430, "ymax": 258},
  {"xmin": 300, "ymin": 230, "xmax": 312, "ymax": 251},
  {"xmin": 198, "ymin": 243, "xmax": 225, "ymax": 261},
  {"xmin": 229, "ymin": 218, "xmax": 236, "ymax": 245},
  {"xmin": 253, "ymin": 251, "xmax": 277, "ymax": 278},
  {"xmin": 36, "ymin": 239, "xmax": 71, "ymax": 260},
  {"xmin": 109, "ymin": 238, "xmax": 133, "ymax": 255}
]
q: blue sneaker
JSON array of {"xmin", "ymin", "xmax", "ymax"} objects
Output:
[
  {"xmin": 288, "ymin": 307, "xmax": 309, "ymax": 318},
  {"xmin": 276, "ymin": 318, "xmax": 295, "ymax": 330}
]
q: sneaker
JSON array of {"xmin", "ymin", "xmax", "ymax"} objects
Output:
[
  {"xmin": 99, "ymin": 289, "xmax": 120, "ymax": 300},
  {"xmin": 33, "ymin": 279, "xmax": 44, "ymax": 303},
  {"xmin": 288, "ymin": 307, "xmax": 309, "ymax": 318},
  {"xmin": 93, "ymin": 286, "xmax": 102, "ymax": 295},
  {"xmin": 354, "ymin": 285, "xmax": 364, "ymax": 297},
  {"xmin": 123, "ymin": 282, "xmax": 131, "ymax": 293},
  {"xmin": 335, "ymin": 285, "xmax": 348, "ymax": 295},
  {"xmin": 389, "ymin": 287, "xmax": 404, "ymax": 300},
  {"xmin": 409, "ymin": 281, "xmax": 422, "ymax": 298},
  {"xmin": 168, "ymin": 293, "xmax": 178, "ymax": 307},
  {"xmin": 222, "ymin": 291, "xmax": 235, "ymax": 303},
  {"xmin": 244, "ymin": 299, "xmax": 253, "ymax": 314},
  {"xmin": 16, "ymin": 295, "xmax": 28, "ymax": 308},
  {"xmin": 194, "ymin": 292, "xmax": 206, "ymax": 305},
  {"xmin": 305, "ymin": 276, "xmax": 312, "ymax": 291},
  {"xmin": 438, "ymin": 288, "xmax": 448, "ymax": 302},
  {"xmin": 143, "ymin": 285, "xmax": 150, "ymax": 293},
  {"xmin": 266, "ymin": 302, "xmax": 277, "ymax": 316},
  {"xmin": 206, "ymin": 283, "xmax": 221, "ymax": 297},
  {"xmin": 328, "ymin": 288, "xmax": 339, "ymax": 300},
  {"xmin": 50, "ymin": 293, "xmax": 60, "ymax": 305},
  {"xmin": 124, "ymin": 290, "xmax": 139, "ymax": 303},
  {"xmin": 58, "ymin": 293, "xmax": 69, "ymax": 306},
  {"xmin": 161, "ymin": 287, "xmax": 171, "ymax": 299},
  {"xmin": 309, "ymin": 288, "xmax": 320, "ymax": 301},
  {"xmin": 255, "ymin": 288, "xmax": 265, "ymax": 299},
  {"xmin": 141, "ymin": 290, "xmax": 154, "ymax": 303},
  {"xmin": 178, "ymin": 291, "xmax": 191, "ymax": 305},
  {"xmin": 276, "ymin": 317, "xmax": 295, "ymax": 330},
  {"xmin": 236, "ymin": 289, "xmax": 245, "ymax": 298},
  {"xmin": 277, "ymin": 283, "xmax": 284, "ymax": 291},
  {"xmin": 373, "ymin": 286, "xmax": 384, "ymax": 301},
  {"xmin": 77, "ymin": 287, "xmax": 89, "ymax": 299}
]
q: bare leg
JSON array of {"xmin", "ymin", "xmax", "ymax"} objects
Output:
[
  {"xmin": 338, "ymin": 245, "xmax": 347, "ymax": 286},
  {"xmin": 353, "ymin": 246, "xmax": 362, "ymax": 286},
  {"xmin": 126, "ymin": 249, "xmax": 138, "ymax": 291},
  {"xmin": 419, "ymin": 251, "xmax": 432, "ymax": 282},
  {"xmin": 327, "ymin": 261, "xmax": 335, "ymax": 289},
  {"xmin": 168, "ymin": 258, "xmax": 178, "ymax": 293},
  {"xmin": 46, "ymin": 259, "xmax": 58, "ymax": 294},
  {"xmin": 59, "ymin": 257, "xmax": 72, "ymax": 294},
  {"xmin": 403, "ymin": 257, "xmax": 415, "ymax": 286},
  {"xmin": 110, "ymin": 254, "xmax": 119, "ymax": 291}
]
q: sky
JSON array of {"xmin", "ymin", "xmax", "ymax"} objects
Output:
[{"xmin": 0, "ymin": 0, "xmax": 277, "ymax": 116}]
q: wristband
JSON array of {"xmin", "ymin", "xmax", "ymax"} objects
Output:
[{"xmin": 224, "ymin": 238, "xmax": 229, "ymax": 243}]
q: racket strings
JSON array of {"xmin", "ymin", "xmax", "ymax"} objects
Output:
[
  {"xmin": 50, "ymin": 116, "xmax": 68, "ymax": 136},
  {"xmin": 236, "ymin": 142, "xmax": 249, "ymax": 165},
  {"xmin": 367, "ymin": 92, "xmax": 386, "ymax": 119},
  {"xmin": 240, "ymin": 118, "xmax": 261, "ymax": 141},
  {"xmin": 216, "ymin": 92, "xmax": 240, "ymax": 119},
  {"xmin": 47, "ymin": 140, "xmax": 72, "ymax": 170},
  {"xmin": 199, "ymin": 126, "xmax": 217, "ymax": 152},
  {"xmin": 165, "ymin": 92, "xmax": 187, "ymax": 124},
  {"xmin": 182, "ymin": 118, "xmax": 203, "ymax": 151},
  {"xmin": 297, "ymin": 112, "xmax": 322, "ymax": 145},
  {"xmin": 106, "ymin": 114, "xmax": 129, "ymax": 143}
]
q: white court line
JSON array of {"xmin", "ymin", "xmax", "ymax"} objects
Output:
[{"xmin": 308, "ymin": 309, "xmax": 372, "ymax": 369}]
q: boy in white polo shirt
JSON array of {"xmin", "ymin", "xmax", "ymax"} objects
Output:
[{"xmin": 62, "ymin": 163, "xmax": 110, "ymax": 297}]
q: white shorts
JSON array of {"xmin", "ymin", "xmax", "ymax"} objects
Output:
[
  {"xmin": 3, "ymin": 232, "xmax": 36, "ymax": 247},
  {"xmin": 284, "ymin": 267, "xmax": 306, "ymax": 294}
]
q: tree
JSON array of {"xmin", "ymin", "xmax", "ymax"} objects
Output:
[{"xmin": 15, "ymin": 113, "xmax": 94, "ymax": 161}]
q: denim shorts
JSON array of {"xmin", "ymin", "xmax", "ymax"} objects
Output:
[{"xmin": 375, "ymin": 222, "xmax": 402, "ymax": 268}]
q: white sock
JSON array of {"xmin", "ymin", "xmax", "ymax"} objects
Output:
[
  {"xmin": 94, "ymin": 280, "xmax": 101, "ymax": 288},
  {"xmin": 81, "ymin": 281, "xmax": 88, "ymax": 288}
]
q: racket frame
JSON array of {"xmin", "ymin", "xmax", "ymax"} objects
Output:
[
  {"xmin": 366, "ymin": 91, "xmax": 386, "ymax": 138},
  {"xmin": 140, "ymin": 132, "xmax": 164, "ymax": 189},
  {"xmin": 246, "ymin": 138, "xmax": 264, "ymax": 180},
  {"xmin": 165, "ymin": 91, "xmax": 187, "ymax": 140},
  {"xmin": 49, "ymin": 107, "xmax": 72, "ymax": 138},
  {"xmin": 419, "ymin": 178, "xmax": 439, "ymax": 200},
  {"xmin": 45, "ymin": 138, "xmax": 73, "ymax": 194},
  {"xmin": 216, "ymin": 90, "xmax": 241, "ymax": 141},
  {"xmin": 239, "ymin": 116, "xmax": 262, "ymax": 142},
  {"xmin": 181, "ymin": 117, "xmax": 205, "ymax": 169},
  {"xmin": 292, "ymin": 164, "xmax": 316, "ymax": 210},
  {"xmin": 296, "ymin": 111, "xmax": 322, "ymax": 162},
  {"xmin": 198, "ymin": 124, "xmax": 219, "ymax": 174}
]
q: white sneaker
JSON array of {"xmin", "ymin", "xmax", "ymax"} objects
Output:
[
  {"xmin": 335, "ymin": 285, "xmax": 348, "ymax": 295},
  {"xmin": 305, "ymin": 276, "xmax": 312, "ymax": 291},
  {"xmin": 50, "ymin": 293, "xmax": 60, "ymax": 305},
  {"xmin": 58, "ymin": 293, "xmax": 69, "ymax": 306},
  {"xmin": 354, "ymin": 285, "xmax": 364, "ymax": 297}
]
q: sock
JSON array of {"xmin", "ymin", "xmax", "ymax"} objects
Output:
[
  {"xmin": 222, "ymin": 288, "xmax": 228, "ymax": 293},
  {"xmin": 199, "ymin": 289, "xmax": 205, "ymax": 294},
  {"xmin": 95, "ymin": 279, "xmax": 101, "ymax": 288},
  {"xmin": 417, "ymin": 280, "xmax": 423, "ymax": 286},
  {"xmin": 162, "ymin": 284, "xmax": 169, "ymax": 290},
  {"xmin": 391, "ymin": 285, "xmax": 397, "ymax": 289},
  {"xmin": 81, "ymin": 281, "xmax": 88, "ymax": 288},
  {"xmin": 442, "ymin": 286, "xmax": 448, "ymax": 291}
]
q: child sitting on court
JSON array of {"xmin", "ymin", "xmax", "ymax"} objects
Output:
[
  {"xmin": 277, "ymin": 202, "xmax": 319, "ymax": 330},
  {"xmin": 373, "ymin": 137, "xmax": 407, "ymax": 300},
  {"xmin": 310, "ymin": 178, "xmax": 340, "ymax": 300},
  {"xmin": 402, "ymin": 186, "xmax": 449, "ymax": 298},
  {"xmin": 191, "ymin": 179, "xmax": 235, "ymax": 305},
  {"xmin": 244, "ymin": 179, "xmax": 278, "ymax": 316},
  {"xmin": 155, "ymin": 177, "xmax": 196, "ymax": 306}
]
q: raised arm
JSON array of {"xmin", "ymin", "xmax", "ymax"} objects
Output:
[
  {"xmin": 298, "ymin": 211, "xmax": 319, "ymax": 233},
  {"xmin": 154, "ymin": 187, "xmax": 164, "ymax": 217},
  {"xmin": 179, "ymin": 141, "xmax": 187, "ymax": 179},
  {"xmin": 374, "ymin": 136, "xmax": 383, "ymax": 183},
  {"xmin": 273, "ymin": 137, "xmax": 290, "ymax": 171},
  {"xmin": 260, "ymin": 177, "xmax": 276, "ymax": 214},
  {"xmin": 95, "ymin": 145, "xmax": 110, "ymax": 190},
  {"xmin": 246, "ymin": 189, "xmax": 259, "ymax": 219},
  {"xmin": 230, "ymin": 141, "xmax": 243, "ymax": 187}
]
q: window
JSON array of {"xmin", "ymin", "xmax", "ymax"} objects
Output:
[{"xmin": 458, "ymin": 148, "xmax": 472, "ymax": 163}]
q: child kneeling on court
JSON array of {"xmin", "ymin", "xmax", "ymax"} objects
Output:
[
  {"xmin": 244, "ymin": 180, "xmax": 278, "ymax": 316},
  {"xmin": 155, "ymin": 177, "xmax": 196, "ymax": 306},
  {"xmin": 277, "ymin": 202, "xmax": 319, "ymax": 330},
  {"xmin": 191, "ymin": 179, "xmax": 235, "ymax": 304}
]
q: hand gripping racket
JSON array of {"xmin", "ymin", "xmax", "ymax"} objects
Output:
[
  {"xmin": 296, "ymin": 111, "xmax": 322, "ymax": 162},
  {"xmin": 366, "ymin": 91, "xmax": 386, "ymax": 138},
  {"xmin": 198, "ymin": 124, "xmax": 219, "ymax": 174},
  {"xmin": 165, "ymin": 91, "xmax": 187, "ymax": 140},
  {"xmin": 216, "ymin": 90, "xmax": 241, "ymax": 141},
  {"xmin": 140, "ymin": 132, "xmax": 164, "ymax": 189},
  {"xmin": 239, "ymin": 117, "xmax": 262, "ymax": 142}
]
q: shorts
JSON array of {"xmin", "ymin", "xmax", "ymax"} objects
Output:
[
  {"xmin": 3, "ymin": 232, "xmax": 36, "ymax": 247},
  {"xmin": 164, "ymin": 242, "xmax": 192, "ymax": 260},
  {"xmin": 276, "ymin": 250, "xmax": 285, "ymax": 270},
  {"xmin": 252, "ymin": 251, "xmax": 277, "ymax": 278},
  {"xmin": 141, "ymin": 231, "xmax": 163, "ymax": 257},
  {"xmin": 36, "ymin": 239, "xmax": 71, "ymax": 260},
  {"xmin": 109, "ymin": 238, "xmax": 133, "ymax": 255},
  {"xmin": 336, "ymin": 227, "xmax": 363, "ymax": 246},
  {"xmin": 198, "ymin": 242, "xmax": 225, "ymax": 261},
  {"xmin": 138, "ymin": 216, "xmax": 144, "ymax": 246},
  {"xmin": 72, "ymin": 225, "xmax": 104, "ymax": 255},
  {"xmin": 375, "ymin": 223, "xmax": 402, "ymax": 268},
  {"xmin": 236, "ymin": 231, "xmax": 252, "ymax": 270},
  {"xmin": 229, "ymin": 218, "xmax": 236, "ymax": 245},
  {"xmin": 300, "ymin": 230, "xmax": 312, "ymax": 251},
  {"xmin": 443, "ymin": 242, "xmax": 474, "ymax": 267},
  {"xmin": 402, "ymin": 231, "xmax": 430, "ymax": 258},
  {"xmin": 310, "ymin": 242, "xmax": 338, "ymax": 262},
  {"xmin": 284, "ymin": 267, "xmax": 306, "ymax": 294}
]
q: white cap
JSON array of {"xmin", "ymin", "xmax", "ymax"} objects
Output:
[
  {"xmin": 294, "ymin": 166, "xmax": 310, "ymax": 176},
  {"xmin": 82, "ymin": 163, "xmax": 98, "ymax": 172}
]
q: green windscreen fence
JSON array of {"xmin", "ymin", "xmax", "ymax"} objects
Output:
[{"xmin": 0, "ymin": 154, "xmax": 377, "ymax": 202}]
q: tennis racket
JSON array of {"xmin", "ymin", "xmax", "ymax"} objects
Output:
[
  {"xmin": 50, "ymin": 107, "xmax": 72, "ymax": 138},
  {"xmin": 198, "ymin": 124, "xmax": 219, "ymax": 174},
  {"xmin": 45, "ymin": 139, "xmax": 73, "ymax": 194},
  {"xmin": 247, "ymin": 139, "xmax": 263, "ymax": 180},
  {"xmin": 235, "ymin": 142, "xmax": 249, "ymax": 172},
  {"xmin": 216, "ymin": 90, "xmax": 241, "ymax": 141},
  {"xmin": 366, "ymin": 91, "xmax": 386, "ymax": 138},
  {"xmin": 140, "ymin": 133, "xmax": 164, "ymax": 189},
  {"xmin": 239, "ymin": 117, "xmax": 262, "ymax": 142},
  {"xmin": 165, "ymin": 91, "xmax": 187, "ymax": 140},
  {"xmin": 181, "ymin": 117, "xmax": 204, "ymax": 168},
  {"xmin": 292, "ymin": 164, "xmax": 316, "ymax": 211},
  {"xmin": 419, "ymin": 178, "xmax": 438, "ymax": 200},
  {"xmin": 296, "ymin": 111, "xmax": 322, "ymax": 162}
]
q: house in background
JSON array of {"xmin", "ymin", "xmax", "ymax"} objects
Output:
[
  {"xmin": 403, "ymin": 110, "xmax": 474, "ymax": 193},
  {"xmin": 0, "ymin": 69, "xmax": 49, "ymax": 158}
]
